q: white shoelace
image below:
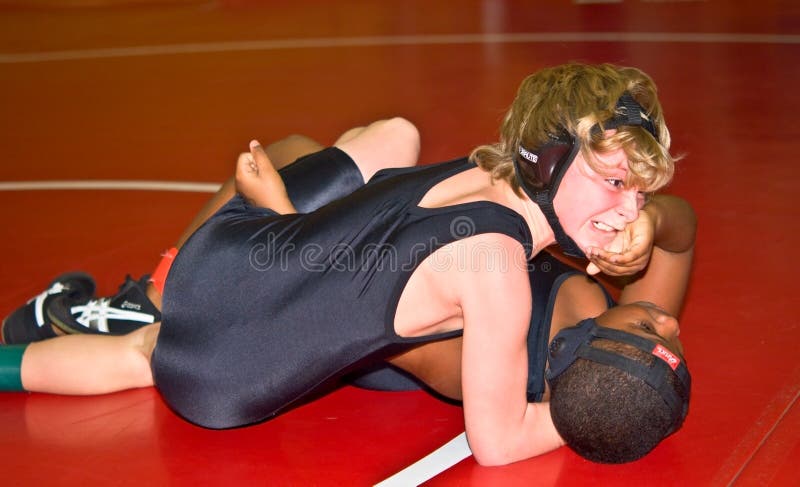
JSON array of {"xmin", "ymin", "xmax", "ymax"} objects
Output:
[
  {"xmin": 31, "ymin": 282, "xmax": 67, "ymax": 327},
  {"xmin": 70, "ymin": 298, "xmax": 155, "ymax": 333}
]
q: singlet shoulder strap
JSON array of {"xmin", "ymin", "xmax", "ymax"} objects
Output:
[
  {"xmin": 525, "ymin": 253, "xmax": 615, "ymax": 402},
  {"xmin": 369, "ymin": 157, "xmax": 473, "ymax": 188}
]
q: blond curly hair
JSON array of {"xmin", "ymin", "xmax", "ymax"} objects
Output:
[{"xmin": 470, "ymin": 63, "xmax": 677, "ymax": 194}]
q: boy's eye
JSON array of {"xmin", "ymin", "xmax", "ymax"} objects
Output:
[
  {"xmin": 606, "ymin": 178, "xmax": 624, "ymax": 188},
  {"xmin": 638, "ymin": 321, "xmax": 655, "ymax": 333}
]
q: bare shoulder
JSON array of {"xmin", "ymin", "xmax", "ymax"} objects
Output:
[
  {"xmin": 453, "ymin": 232, "xmax": 533, "ymax": 323},
  {"xmin": 451, "ymin": 232, "xmax": 531, "ymax": 280},
  {"xmin": 395, "ymin": 232, "xmax": 530, "ymax": 338}
]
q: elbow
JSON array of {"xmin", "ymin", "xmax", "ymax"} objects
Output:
[
  {"xmin": 469, "ymin": 441, "xmax": 517, "ymax": 467},
  {"xmin": 473, "ymin": 453, "xmax": 514, "ymax": 467},
  {"xmin": 682, "ymin": 199, "xmax": 698, "ymax": 241},
  {"xmin": 472, "ymin": 444, "xmax": 558, "ymax": 467},
  {"xmin": 468, "ymin": 423, "xmax": 565, "ymax": 467}
]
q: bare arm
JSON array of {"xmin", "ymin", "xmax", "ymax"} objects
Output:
[
  {"xmin": 459, "ymin": 235, "xmax": 565, "ymax": 466},
  {"xmin": 617, "ymin": 194, "xmax": 696, "ymax": 315}
]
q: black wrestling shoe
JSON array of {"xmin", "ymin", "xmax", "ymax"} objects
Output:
[
  {"xmin": 47, "ymin": 275, "xmax": 161, "ymax": 335},
  {"xmin": 1, "ymin": 272, "xmax": 96, "ymax": 344}
]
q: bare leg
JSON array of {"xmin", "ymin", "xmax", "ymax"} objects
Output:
[
  {"xmin": 15, "ymin": 139, "xmax": 311, "ymax": 393},
  {"xmin": 148, "ymin": 135, "xmax": 325, "ymax": 308},
  {"xmin": 334, "ymin": 117, "xmax": 420, "ymax": 181},
  {"xmin": 174, "ymin": 134, "xmax": 324, "ymax": 249},
  {"xmin": 20, "ymin": 323, "xmax": 160, "ymax": 394},
  {"xmin": 149, "ymin": 119, "xmax": 420, "ymax": 308},
  {"xmin": 13, "ymin": 120, "xmax": 424, "ymax": 395},
  {"xmin": 178, "ymin": 117, "xmax": 420, "ymax": 249},
  {"xmin": 29, "ymin": 120, "xmax": 420, "ymax": 325}
]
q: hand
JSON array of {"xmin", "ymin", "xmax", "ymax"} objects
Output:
[
  {"xmin": 585, "ymin": 209, "xmax": 654, "ymax": 276},
  {"xmin": 235, "ymin": 140, "xmax": 297, "ymax": 214}
]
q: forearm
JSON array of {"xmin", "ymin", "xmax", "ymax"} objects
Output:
[
  {"xmin": 619, "ymin": 195, "xmax": 696, "ymax": 314},
  {"xmin": 643, "ymin": 194, "xmax": 697, "ymax": 254},
  {"xmin": 618, "ymin": 244, "xmax": 693, "ymax": 315}
]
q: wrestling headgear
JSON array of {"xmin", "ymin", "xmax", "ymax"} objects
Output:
[
  {"xmin": 513, "ymin": 92, "xmax": 659, "ymax": 258},
  {"xmin": 546, "ymin": 318, "xmax": 691, "ymax": 434}
]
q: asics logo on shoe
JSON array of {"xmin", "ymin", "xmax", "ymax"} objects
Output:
[
  {"xmin": 31, "ymin": 282, "xmax": 68, "ymax": 327},
  {"xmin": 70, "ymin": 298, "xmax": 156, "ymax": 333},
  {"xmin": 120, "ymin": 300, "xmax": 142, "ymax": 311}
]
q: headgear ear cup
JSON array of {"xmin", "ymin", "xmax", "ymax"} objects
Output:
[
  {"xmin": 514, "ymin": 131, "xmax": 585, "ymax": 257},
  {"xmin": 515, "ymin": 134, "xmax": 575, "ymax": 189}
]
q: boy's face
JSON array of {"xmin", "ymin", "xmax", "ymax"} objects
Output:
[
  {"xmin": 552, "ymin": 146, "xmax": 645, "ymax": 255},
  {"xmin": 594, "ymin": 301, "xmax": 684, "ymax": 356}
]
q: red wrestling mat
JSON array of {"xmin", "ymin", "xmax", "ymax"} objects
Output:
[{"xmin": 1, "ymin": 1, "xmax": 798, "ymax": 485}]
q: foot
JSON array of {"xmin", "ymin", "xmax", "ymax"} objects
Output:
[
  {"xmin": 235, "ymin": 140, "xmax": 296, "ymax": 214},
  {"xmin": 1, "ymin": 272, "xmax": 95, "ymax": 344},
  {"xmin": 47, "ymin": 275, "xmax": 161, "ymax": 335}
]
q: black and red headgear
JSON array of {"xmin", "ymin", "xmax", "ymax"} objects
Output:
[{"xmin": 546, "ymin": 317, "xmax": 691, "ymax": 434}]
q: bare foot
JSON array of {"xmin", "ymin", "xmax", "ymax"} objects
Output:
[{"xmin": 235, "ymin": 140, "xmax": 296, "ymax": 214}]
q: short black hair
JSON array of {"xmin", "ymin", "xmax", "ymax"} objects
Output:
[{"xmin": 549, "ymin": 339, "xmax": 690, "ymax": 463}]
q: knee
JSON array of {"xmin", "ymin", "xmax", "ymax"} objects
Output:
[
  {"xmin": 126, "ymin": 323, "xmax": 160, "ymax": 388},
  {"xmin": 383, "ymin": 117, "xmax": 419, "ymax": 140},
  {"xmin": 333, "ymin": 126, "xmax": 366, "ymax": 146},
  {"xmin": 380, "ymin": 117, "xmax": 420, "ymax": 167},
  {"xmin": 333, "ymin": 116, "xmax": 421, "ymax": 181},
  {"xmin": 334, "ymin": 117, "xmax": 420, "ymax": 165}
]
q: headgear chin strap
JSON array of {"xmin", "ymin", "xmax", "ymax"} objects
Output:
[
  {"xmin": 514, "ymin": 91, "xmax": 660, "ymax": 258},
  {"xmin": 546, "ymin": 318, "xmax": 691, "ymax": 434}
]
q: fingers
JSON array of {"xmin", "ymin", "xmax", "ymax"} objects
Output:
[
  {"xmin": 585, "ymin": 262, "xmax": 601, "ymax": 276},
  {"xmin": 585, "ymin": 208, "xmax": 656, "ymax": 276},
  {"xmin": 589, "ymin": 246, "xmax": 641, "ymax": 265},
  {"xmin": 587, "ymin": 257, "xmax": 648, "ymax": 276},
  {"xmin": 586, "ymin": 246, "xmax": 650, "ymax": 276}
]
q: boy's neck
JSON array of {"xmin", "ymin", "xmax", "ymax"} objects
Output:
[{"xmin": 498, "ymin": 182, "xmax": 556, "ymax": 250}]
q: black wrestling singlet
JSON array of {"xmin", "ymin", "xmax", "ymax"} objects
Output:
[{"xmin": 152, "ymin": 158, "xmax": 533, "ymax": 429}]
